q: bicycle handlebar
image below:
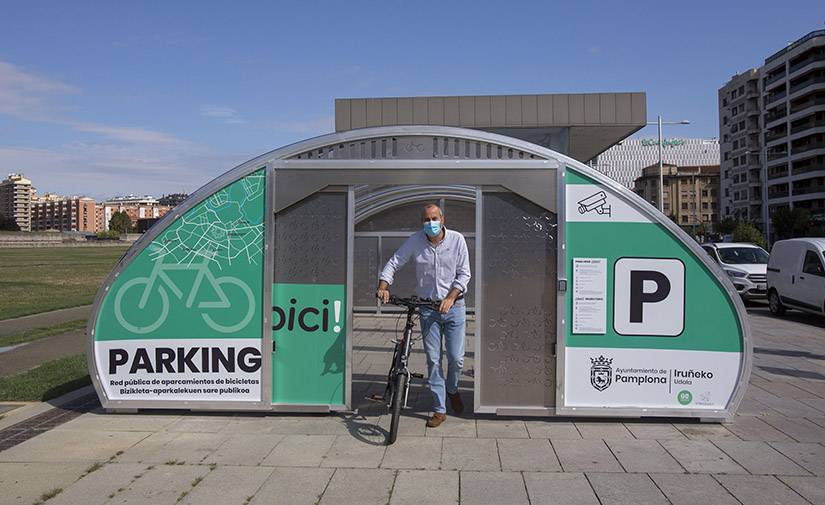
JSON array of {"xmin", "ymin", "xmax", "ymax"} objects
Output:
[{"xmin": 383, "ymin": 295, "xmax": 441, "ymax": 311}]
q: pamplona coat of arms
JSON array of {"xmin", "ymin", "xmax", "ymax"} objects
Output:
[{"xmin": 590, "ymin": 355, "xmax": 613, "ymax": 391}]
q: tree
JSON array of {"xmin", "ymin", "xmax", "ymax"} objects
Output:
[
  {"xmin": 771, "ymin": 207, "xmax": 810, "ymax": 240},
  {"xmin": 733, "ymin": 221, "xmax": 766, "ymax": 249},
  {"xmin": 716, "ymin": 217, "xmax": 737, "ymax": 235},
  {"xmin": 108, "ymin": 211, "xmax": 133, "ymax": 234},
  {"xmin": 0, "ymin": 212, "xmax": 21, "ymax": 231}
]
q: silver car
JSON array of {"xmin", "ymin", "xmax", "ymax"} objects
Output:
[{"xmin": 702, "ymin": 242, "xmax": 769, "ymax": 300}]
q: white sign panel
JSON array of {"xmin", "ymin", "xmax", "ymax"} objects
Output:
[
  {"xmin": 565, "ymin": 347, "xmax": 739, "ymax": 409},
  {"xmin": 614, "ymin": 258, "xmax": 685, "ymax": 336},
  {"xmin": 95, "ymin": 339, "xmax": 262, "ymax": 402},
  {"xmin": 573, "ymin": 258, "xmax": 607, "ymax": 334},
  {"xmin": 566, "ymin": 184, "xmax": 654, "ymax": 223}
]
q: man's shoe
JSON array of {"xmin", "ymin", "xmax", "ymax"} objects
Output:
[
  {"xmin": 427, "ymin": 412, "xmax": 447, "ymax": 427},
  {"xmin": 447, "ymin": 392, "xmax": 464, "ymax": 414}
]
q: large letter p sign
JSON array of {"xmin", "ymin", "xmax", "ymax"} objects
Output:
[{"xmin": 614, "ymin": 258, "xmax": 685, "ymax": 336}]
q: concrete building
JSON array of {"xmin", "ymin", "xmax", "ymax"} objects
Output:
[
  {"xmin": 634, "ymin": 163, "xmax": 721, "ymax": 232},
  {"xmin": 719, "ymin": 29, "xmax": 825, "ymax": 241},
  {"xmin": 589, "ymin": 138, "xmax": 720, "ymax": 189},
  {"xmin": 99, "ymin": 195, "xmax": 172, "ymax": 232},
  {"xmin": 0, "ymin": 174, "xmax": 33, "ymax": 232},
  {"xmin": 31, "ymin": 196, "xmax": 96, "ymax": 232}
]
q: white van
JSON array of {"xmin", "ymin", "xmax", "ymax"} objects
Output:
[{"xmin": 767, "ymin": 237, "xmax": 825, "ymax": 317}]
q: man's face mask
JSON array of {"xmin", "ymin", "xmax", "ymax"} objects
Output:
[{"xmin": 423, "ymin": 220, "xmax": 441, "ymax": 237}]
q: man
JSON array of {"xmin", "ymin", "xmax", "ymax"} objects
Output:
[{"xmin": 377, "ymin": 203, "xmax": 471, "ymax": 428}]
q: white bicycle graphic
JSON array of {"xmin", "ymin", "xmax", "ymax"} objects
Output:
[{"xmin": 114, "ymin": 255, "xmax": 255, "ymax": 334}]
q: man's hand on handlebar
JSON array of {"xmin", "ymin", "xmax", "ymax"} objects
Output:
[{"xmin": 376, "ymin": 280, "xmax": 390, "ymax": 303}]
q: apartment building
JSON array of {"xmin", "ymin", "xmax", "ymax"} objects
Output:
[
  {"xmin": 31, "ymin": 196, "xmax": 96, "ymax": 232},
  {"xmin": 589, "ymin": 138, "xmax": 720, "ymax": 189},
  {"xmin": 634, "ymin": 163, "xmax": 721, "ymax": 231},
  {"xmin": 719, "ymin": 29, "xmax": 825, "ymax": 241},
  {"xmin": 0, "ymin": 174, "xmax": 33, "ymax": 232},
  {"xmin": 98, "ymin": 195, "xmax": 172, "ymax": 231}
]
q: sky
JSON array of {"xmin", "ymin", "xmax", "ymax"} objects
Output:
[{"xmin": 0, "ymin": 1, "xmax": 822, "ymax": 201}]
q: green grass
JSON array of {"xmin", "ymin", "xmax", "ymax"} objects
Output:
[
  {"xmin": 0, "ymin": 319, "xmax": 87, "ymax": 348},
  {"xmin": 0, "ymin": 354, "xmax": 91, "ymax": 402},
  {"xmin": 0, "ymin": 246, "xmax": 128, "ymax": 320}
]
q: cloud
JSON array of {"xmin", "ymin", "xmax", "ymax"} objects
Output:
[
  {"xmin": 200, "ymin": 105, "xmax": 246, "ymax": 124},
  {"xmin": 0, "ymin": 61, "xmax": 81, "ymax": 120},
  {"xmin": 587, "ymin": 46, "xmax": 601, "ymax": 54},
  {"xmin": 0, "ymin": 59, "xmax": 199, "ymax": 147}
]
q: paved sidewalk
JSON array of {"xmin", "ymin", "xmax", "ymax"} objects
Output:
[
  {"xmin": 0, "ymin": 305, "xmax": 91, "ymax": 337},
  {"xmin": 1, "ymin": 304, "xmax": 824, "ymax": 504}
]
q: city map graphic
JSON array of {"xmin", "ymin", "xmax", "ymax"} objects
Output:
[{"xmin": 147, "ymin": 170, "xmax": 265, "ymax": 269}]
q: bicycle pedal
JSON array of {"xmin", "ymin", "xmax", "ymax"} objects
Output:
[
  {"xmin": 411, "ymin": 373, "xmax": 424, "ymax": 379},
  {"xmin": 367, "ymin": 395, "xmax": 385, "ymax": 402},
  {"xmin": 390, "ymin": 339, "xmax": 401, "ymax": 345}
]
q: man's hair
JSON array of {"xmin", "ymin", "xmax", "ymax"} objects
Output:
[{"xmin": 421, "ymin": 203, "xmax": 443, "ymax": 219}]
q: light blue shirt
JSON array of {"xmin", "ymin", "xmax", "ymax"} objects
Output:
[{"xmin": 380, "ymin": 228, "xmax": 471, "ymax": 300}]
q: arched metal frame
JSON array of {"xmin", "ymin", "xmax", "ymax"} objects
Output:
[{"xmin": 87, "ymin": 125, "xmax": 751, "ymax": 420}]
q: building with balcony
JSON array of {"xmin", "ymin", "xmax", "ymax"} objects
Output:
[
  {"xmin": 719, "ymin": 29, "xmax": 825, "ymax": 242},
  {"xmin": 0, "ymin": 174, "xmax": 33, "ymax": 231},
  {"xmin": 31, "ymin": 196, "xmax": 96, "ymax": 232},
  {"xmin": 98, "ymin": 195, "xmax": 172, "ymax": 231},
  {"xmin": 634, "ymin": 163, "xmax": 721, "ymax": 232}
]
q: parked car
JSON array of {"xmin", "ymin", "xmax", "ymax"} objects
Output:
[
  {"xmin": 702, "ymin": 242, "xmax": 769, "ymax": 300},
  {"xmin": 766, "ymin": 237, "xmax": 825, "ymax": 317}
]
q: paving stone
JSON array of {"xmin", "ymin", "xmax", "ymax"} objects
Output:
[
  {"xmin": 587, "ymin": 473, "xmax": 668, "ymax": 505},
  {"xmin": 219, "ymin": 415, "xmax": 282, "ymax": 434},
  {"xmin": 524, "ymin": 419, "xmax": 583, "ymax": 439},
  {"xmin": 761, "ymin": 416, "xmax": 825, "ymax": 442},
  {"xmin": 671, "ymin": 422, "xmax": 739, "ymax": 440},
  {"xmin": 115, "ymin": 431, "xmax": 181, "ymax": 463},
  {"xmin": 552, "ymin": 439, "xmax": 623, "ymax": 473},
  {"xmin": 324, "ymin": 413, "xmax": 384, "ymax": 436},
  {"xmin": 319, "ymin": 468, "xmax": 395, "ymax": 505},
  {"xmin": 321, "ymin": 435, "xmax": 387, "ymax": 468},
  {"xmin": 605, "ymin": 439, "xmax": 684, "ymax": 473},
  {"xmin": 376, "ymin": 410, "xmax": 428, "ymax": 438},
  {"xmin": 523, "ymin": 472, "xmax": 600, "ymax": 504},
  {"xmin": 649, "ymin": 473, "xmax": 741, "ymax": 505},
  {"xmin": 48, "ymin": 462, "xmax": 146, "ymax": 505},
  {"xmin": 266, "ymin": 415, "xmax": 331, "ymax": 435},
  {"xmin": 459, "ymin": 471, "xmax": 529, "ymax": 505},
  {"xmin": 771, "ymin": 442, "xmax": 825, "ymax": 476},
  {"xmin": 381, "ymin": 436, "xmax": 442, "ymax": 470},
  {"xmin": 755, "ymin": 396, "xmax": 825, "ymax": 418},
  {"xmin": 139, "ymin": 432, "xmax": 229, "ymax": 465},
  {"xmin": 715, "ymin": 475, "xmax": 811, "ymax": 505},
  {"xmin": 0, "ymin": 462, "xmax": 88, "ymax": 505},
  {"xmin": 248, "ymin": 467, "xmax": 334, "ymax": 505},
  {"xmin": 202, "ymin": 433, "xmax": 283, "ymax": 466},
  {"xmin": 113, "ymin": 464, "xmax": 209, "ymax": 505},
  {"xmin": 0, "ymin": 429, "xmax": 150, "ymax": 463},
  {"xmin": 390, "ymin": 469, "xmax": 458, "ymax": 505},
  {"xmin": 441, "ymin": 437, "xmax": 500, "ymax": 471},
  {"xmin": 497, "ymin": 438, "xmax": 561, "ymax": 472},
  {"xmin": 778, "ymin": 476, "xmax": 825, "ymax": 505},
  {"xmin": 713, "ymin": 440, "xmax": 810, "ymax": 475},
  {"xmin": 476, "ymin": 417, "xmax": 529, "ymax": 438},
  {"xmin": 179, "ymin": 465, "xmax": 274, "ymax": 505},
  {"xmin": 575, "ymin": 422, "xmax": 635, "ymax": 440},
  {"xmin": 261, "ymin": 434, "xmax": 336, "ymax": 467},
  {"xmin": 750, "ymin": 380, "xmax": 816, "ymax": 399},
  {"xmin": 425, "ymin": 414, "xmax": 476, "ymax": 438},
  {"xmin": 725, "ymin": 415, "xmax": 796, "ymax": 442},
  {"xmin": 52, "ymin": 412, "xmax": 178, "ymax": 432},
  {"xmin": 659, "ymin": 440, "xmax": 747, "ymax": 474},
  {"xmin": 165, "ymin": 416, "xmax": 233, "ymax": 433},
  {"xmin": 798, "ymin": 398, "xmax": 825, "ymax": 415},
  {"xmin": 622, "ymin": 421, "xmax": 686, "ymax": 440}
]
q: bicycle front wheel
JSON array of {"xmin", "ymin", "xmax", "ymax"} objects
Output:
[{"xmin": 388, "ymin": 372, "xmax": 407, "ymax": 445}]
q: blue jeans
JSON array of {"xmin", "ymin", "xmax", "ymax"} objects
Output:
[{"xmin": 419, "ymin": 301, "xmax": 466, "ymax": 414}]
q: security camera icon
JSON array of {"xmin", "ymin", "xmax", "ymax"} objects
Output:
[{"xmin": 578, "ymin": 191, "xmax": 612, "ymax": 217}]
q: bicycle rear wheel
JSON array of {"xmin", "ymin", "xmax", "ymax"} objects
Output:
[{"xmin": 388, "ymin": 372, "xmax": 407, "ymax": 445}]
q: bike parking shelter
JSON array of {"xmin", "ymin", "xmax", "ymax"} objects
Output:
[{"xmin": 88, "ymin": 125, "xmax": 751, "ymax": 421}]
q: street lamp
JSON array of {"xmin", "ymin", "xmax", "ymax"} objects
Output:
[{"xmin": 646, "ymin": 117, "xmax": 691, "ymax": 213}]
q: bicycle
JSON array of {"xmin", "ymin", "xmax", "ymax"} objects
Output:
[
  {"xmin": 370, "ymin": 295, "xmax": 440, "ymax": 445},
  {"xmin": 113, "ymin": 254, "xmax": 255, "ymax": 334}
]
